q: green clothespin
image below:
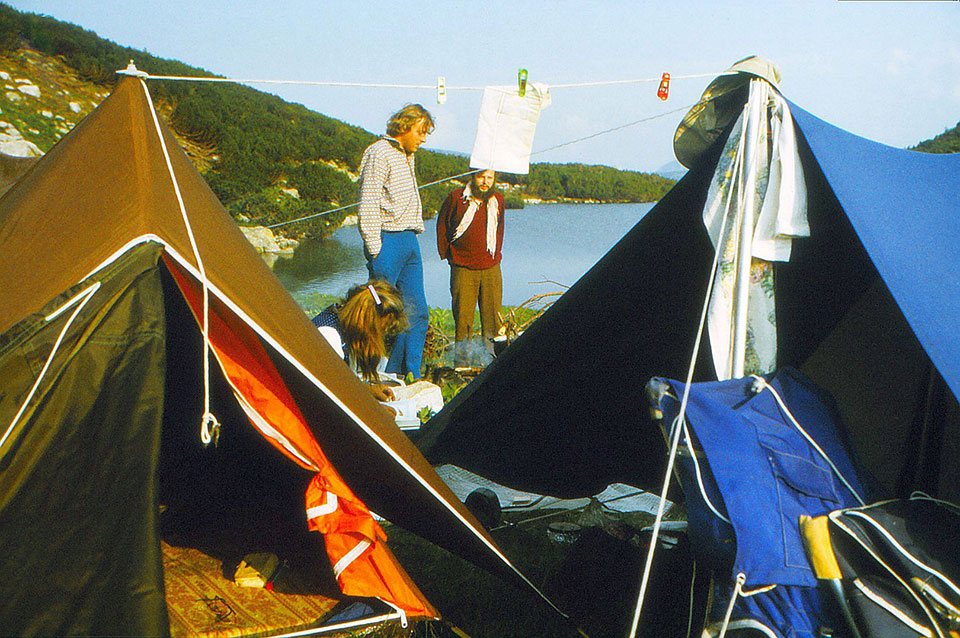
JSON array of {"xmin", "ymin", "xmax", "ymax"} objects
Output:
[{"xmin": 517, "ymin": 68, "xmax": 528, "ymax": 97}]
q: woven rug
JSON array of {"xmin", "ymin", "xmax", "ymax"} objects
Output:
[{"xmin": 163, "ymin": 541, "xmax": 340, "ymax": 638}]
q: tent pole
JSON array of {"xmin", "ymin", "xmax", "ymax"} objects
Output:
[{"xmin": 731, "ymin": 79, "xmax": 764, "ymax": 378}]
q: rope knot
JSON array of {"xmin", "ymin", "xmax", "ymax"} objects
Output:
[{"xmin": 201, "ymin": 411, "xmax": 221, "ymax": 448}]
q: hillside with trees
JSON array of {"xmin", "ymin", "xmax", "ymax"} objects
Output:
[
  {"xmin": 519, "ymin": 162, "xmax": 676, "ymax": 203},
  {"xmin": 6, "ymin": 3, "xmax": 954, "ymax": 243},
  {"xmin": 912, "ymin": 121, "xmax": 960, "ymax": 154},
  {"xmin": 0, "ymin": 3, "xmax": 680, "ymax": 240}
]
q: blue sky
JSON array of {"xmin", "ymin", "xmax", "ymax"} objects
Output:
[{"xmin": 7, "ymin": 0, "xmax": 959, "ymax": 172}]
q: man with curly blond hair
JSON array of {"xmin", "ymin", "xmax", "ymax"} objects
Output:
[{"xmin": 357, "ymin": 104, "xmax": 434, "ymax": 378}]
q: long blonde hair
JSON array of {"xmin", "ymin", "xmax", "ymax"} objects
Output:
[{"xmin": 338, "ymin": 280, "xmax": 407, "ymax": 382}]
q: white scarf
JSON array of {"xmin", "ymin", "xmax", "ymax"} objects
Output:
[{"xmin": 451, "ymin": 182, "xmax": 499, "ymax": 256}]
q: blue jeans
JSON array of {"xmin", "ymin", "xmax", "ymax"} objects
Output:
[{"xmin": 367, "ymin": 231, "xmax": 429, "ymax": 377}]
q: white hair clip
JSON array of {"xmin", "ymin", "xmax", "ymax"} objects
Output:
[{"xmin": 368, "ymin": 284, "xmax": 382, "ymax": 306}]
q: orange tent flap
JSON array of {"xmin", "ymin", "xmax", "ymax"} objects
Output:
[
  {"xmin": 325, "ymin": 532, "xmax": 438, "ymax": 620},
  {"xmin": 165, "ymin": 255, "xmax": 325, "ymax": 470},
  {"xmin": 164, "ymin": 256, "xmax": 436, "ymax": 618}
]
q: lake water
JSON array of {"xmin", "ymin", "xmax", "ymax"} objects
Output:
[{"xmin": 272, "ymin": 202, "xmax": 654, "ymax": 311}]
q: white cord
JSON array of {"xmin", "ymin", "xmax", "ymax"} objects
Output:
[
  {"xmin": 718, "ymin": 573, "xmax": 747, "ymax": 638},
  {"xmin": 139, "ymin": 71, "xmax": 720, "ymax": 91},
  {"xmin": 749, "ymin": 375, "xmax": 865, "ymax": 506},
  {"xmin": 380, "ymin": 600, "xmax": 409, "ymax": 629},
  {"xmin": 687, "ymin": 560, "xmax": 698, "ymax": 638},
  {"xmin": 139, "ymin": 79, "xmax": 221, "ymax": 446},
  {"xmin": 0, "ymin": 282, "xmax": 101, "ymax": 457},
  {"xmin": 530, "ymin": 103, "xmax": 695, "ymax": 155},
  {"xmin": 682, "ymin": 416, "xmax": 733, "ymax": 525},
  {"xmin": 266, "ymin": 167, "xmax": 483, "ymax": 229},
  {"xmin": 628, "ymin": 112, "xmax": 740, "ymax": 638}
]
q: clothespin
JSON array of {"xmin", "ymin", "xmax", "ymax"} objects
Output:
[
  {"xmin": 437, "ymin": 76, "xmax": 446, "ymax": 105},
  {"xmin": 657, "ymin": 72, "xmax": 670, "ymax": 101},
  {"xmin": 517, "ymin": 68, "xmax": 528, "ymax": 97}
]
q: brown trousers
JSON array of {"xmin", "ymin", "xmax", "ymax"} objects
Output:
[{"xmin": 450, "ymin": 264, "xmax": 502, "ymax": 360}]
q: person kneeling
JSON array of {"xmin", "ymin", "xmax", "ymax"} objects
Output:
[{"xmin": 312, "ymin": 280, "xmax": 407, "ymax": 404}]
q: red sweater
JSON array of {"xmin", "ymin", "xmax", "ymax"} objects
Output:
[{"xmin": 436, "ymin": 187, "xmax": 505, "ymax": 270}]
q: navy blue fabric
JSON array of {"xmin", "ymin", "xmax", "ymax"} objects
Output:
[
  {"xmin": 311, "ymin": 305, "xmax": 347, "ymax": 359},
  {"xmin": 311, "ymin": 305, "xmax": 339, "ymax": 329},
  {"xmin": 790, "ymin": 103, "xmax": 960, "ymax": 403},
  {"xmin": 658, "ymin": 368, "xmax": 870, "ymax": 636},
  {"xmin": 661, "ymin": 368, "xmax": 867, "ymax": 588},
  {"xmin": 733, "ymin": 584, "xmax": 821, "ymax": 638}
]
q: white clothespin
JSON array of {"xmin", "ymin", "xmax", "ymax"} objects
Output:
[
  {"xmin": 368, "ymin": 284, "xmax": 382, "ymax": 306},
  {"xmin": 437, "ymin": 76, "xmax": 446, "ymax": 104}
]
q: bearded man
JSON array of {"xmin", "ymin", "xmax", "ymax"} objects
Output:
[{"xmin": 436, "ymin": 169, "xmax": 505, "ymax": 366}]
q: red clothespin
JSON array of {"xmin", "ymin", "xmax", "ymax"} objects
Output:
[
  {"xmin": 657, "ymin": 72, "xmax": 670, "ymax": 101},
  {"xmin": 518, "ymin": 68, "xmax": 528, "ymax": 97}
]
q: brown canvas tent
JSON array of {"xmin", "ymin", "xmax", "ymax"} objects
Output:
[
  {"xmin": 0, "ymin": 75, "xmax": 563, "ymax": 636},
  {"xmin": 0, "ymin": 151, "xmax": 37, "ymax": 196}
]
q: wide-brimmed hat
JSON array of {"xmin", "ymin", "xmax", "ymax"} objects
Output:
[{"xmin": 673, "ymin": 56, "xmax": 782, "ymax": 169}]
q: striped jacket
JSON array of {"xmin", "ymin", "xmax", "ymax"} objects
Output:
[{"xmin": 357, "ymin": 136, "xmax": 424, "ymax": 256}]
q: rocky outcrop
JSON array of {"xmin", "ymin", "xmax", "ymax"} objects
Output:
[
  {"xmin": 0, "ymin": 122, "xmax": 43, "ymax": 157},
  {"xmin": 239, "ymin": 225, "xmax": 299, "ymax": 254}
]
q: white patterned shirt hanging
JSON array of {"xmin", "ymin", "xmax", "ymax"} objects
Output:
[{"xmin": 702, "ymin": 81, "xmax": 808, "ymax": 380}]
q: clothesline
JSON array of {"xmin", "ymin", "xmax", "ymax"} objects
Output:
[
  {"xmin": 266, "ymin": 102, "xmax": 695, "ymax": 229},
  {"xmin": 138, "ymin": 71, "xmax": 720, "ymax": 91},
  {"xmin": 116, "ymin": 62, "xmax": 710, "ymax": 230}
]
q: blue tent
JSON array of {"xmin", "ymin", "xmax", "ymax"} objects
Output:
[
  {"xmin": 417, "ymin": 82, "xmax": 960, "ymax": 503},
  {"xmin": 790, "ymin": 104, "xmax": 960, "ymax": 402}
]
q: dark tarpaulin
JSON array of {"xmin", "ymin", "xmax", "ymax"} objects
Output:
[
  {"xmin": 0, "ymin": 244, "xmax": 169, "ymax": 637},
  {"xmin": 417, "ymin": 99, "xmax": 960, "ymax": 502},
  {"xmin": 415, "ymin": 140, "xmax": 724, "ymax": 499}
]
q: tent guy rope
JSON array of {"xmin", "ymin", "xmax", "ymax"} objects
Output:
[
  {"xmin": 138, "ymin": 75, "xmax": 222, "ymax": 447},
  {"xmin": 627, "ymin": 132, "xmax": 738, "ymax": 637},
  {"xmin": 0, "ymin": 282, "xmax": 101, "ymax": 457}
]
